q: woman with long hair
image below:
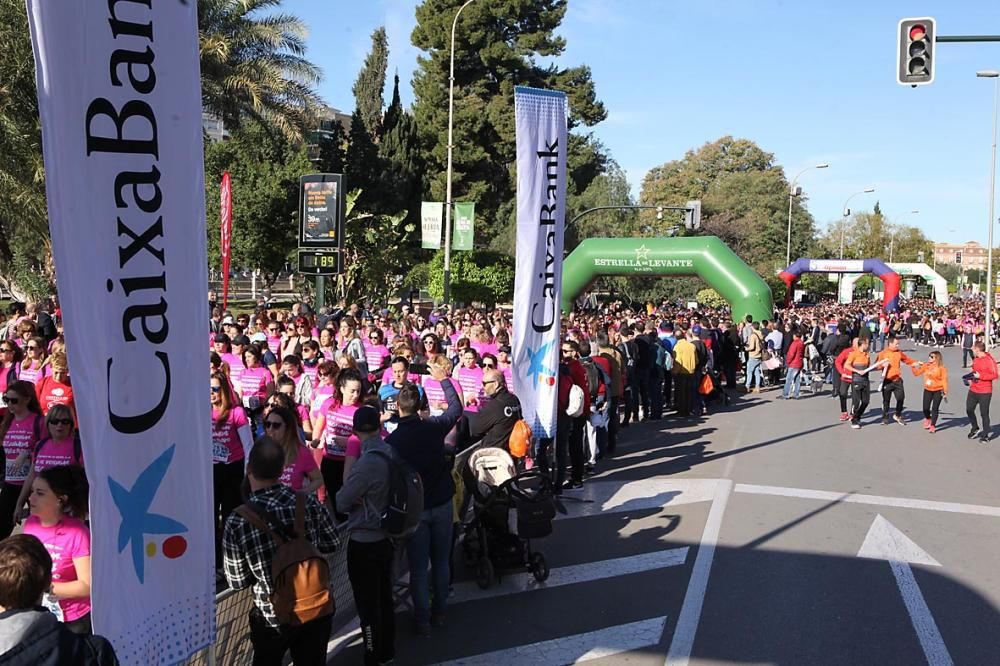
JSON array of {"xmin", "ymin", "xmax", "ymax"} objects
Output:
[
  {"xmin": 14, "ymin": 404, "xmax": 82, "ymax": 520},
  {"xmin": 35, "ymin": 351, "xmax": 75, "ymax": 419},
  {"xmin": 19, "ymin": 336, "xmax": 49, "ymax": 386},
  {"xmin": 913, "ymin": 350, "xmax": 948, "ymax": 433},
  {"xmin": 281, "ymin": 316, "xmax": 315, "ymax": 360},
  {"xmin": 310, "ymin": 368, "xmax": 364, "ymax": 515},
  {"xmin": 262, "ymin": 406, "xmax": 322, "ymax": 494},
  {"xmin": 0, "ymin": 340, "xmax": 21, "ymax": 408},
  {"xmin": 365, "ymin": 328, "xmax": 392, "ymax": 380},
  {"xmin": 0, "ymin": 380, "xmax": 45, "ymax": 538},
  {"xmin": 336, "ymin": 316, "xmax": 368, "ymax": 375},
  {"xmin": 318, "ymin": 327, "xmax": 337, "ymax": 359},
  {"xmin": 210, "ymin": 371, "xmax": 251, "ymax": 564},
  {"xmin": 239, "ymin": 345, "xmax": 274, "ymax": 428},
  {"xmin": 453, "ymin": 347, "xmax": 484, "ymax": 413},
  {"xmin": 301, "ymin": 339, "xmax": 323, "ymax": 386},
  {"xmin": 265, "ymin": 320, "xmax": 284, "ymax": 357},
  {"xmin": 23, "ymin": 464, "xmax": 92, "ymax": 633}
]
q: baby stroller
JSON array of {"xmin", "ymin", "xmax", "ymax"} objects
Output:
[{"xmin": 460, "ymin": 447, "xmax": 556, "ymax": 589}]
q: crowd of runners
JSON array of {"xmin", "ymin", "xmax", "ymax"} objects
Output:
[{"xmin": 1, "ymin": 290, "xmax": 998, "ymax": 665}]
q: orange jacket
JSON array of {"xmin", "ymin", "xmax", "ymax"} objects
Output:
[
  {"xmin": 876, "ymin": 349, "xmax": 917, "ymax": 381},
  {"xmin": 912, "ymin": 362, "xmax": 948, "ymax": 394},
  {"xmin": 845, "ymin": 349, "xmax": 871, "ymax": 377}
]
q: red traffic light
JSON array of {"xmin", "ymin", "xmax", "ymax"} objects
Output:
[{"xmin": 909, "ymin": 24, "xmax": 926, "ymax": 41}]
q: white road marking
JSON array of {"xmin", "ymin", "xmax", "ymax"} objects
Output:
[
  {"xmin": 435, "ymin": 616, "xmax": 668, "ymax": 665},
  {"xmin": 858, "ymin": 515, "xmax": 953, "ymax": 666},
  {"xmin": 560, "ymin": 478, "xmax": 718, "ymax": 519},
  {"xmin": 449, "ymin": 548, "xmax": 690, "ymax": 605},
  {"xmin": 735, "ymin": 483, "xmax": 1000, "ymax": 518},
  {"xmin": 665, "ymin": 478, "xmax": 733, "ymax": 666}
]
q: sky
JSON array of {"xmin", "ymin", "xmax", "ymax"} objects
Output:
[{"xmin": 283, "ymin": 0, "xmax": 1000, "ymax": 248}]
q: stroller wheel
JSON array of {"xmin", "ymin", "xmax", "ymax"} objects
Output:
[
  {"xmin": 529, "ymin": 552, "xmax": 549, "ymax": 582},
  {"xmin": 476, "ymin": 557, "xmax": 495, "ymax": 590}
]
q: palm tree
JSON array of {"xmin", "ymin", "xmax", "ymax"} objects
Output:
[{"xmin": 199, "ymin": 0, "xmax": 324, "ymax": 142}]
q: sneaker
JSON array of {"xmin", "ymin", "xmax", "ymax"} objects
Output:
[
  {"xmin": 840, "ymin": 412, "xmax": 850, "ymax": 422},
  {"xmin": 980, "ymin": 434, "xmax": 991, "ymax": 444},
  {"xmin": 851, "ymin": 422, "xmax": 861, "ymax": 429},
  {"xmin": 881, "ymin": 416, "xmax": 890, "ymax": 425},
  {"xmin": 562, "ymin": 480, "xmax": 584, "ymax": 490},
  {"xmin": 968, "ymin": 428, "xmax": 981, "ymax": 439},
  {"xmin": 922, "ymin": 419, "xmax": 931, "ymax": 429},
  {"xmin": 893, "ymin": 414, "xmax": 905, "ymax": 425},
  {"xmin": 928, "ymin": 424, "xmax": 936, "ymax": 433}
]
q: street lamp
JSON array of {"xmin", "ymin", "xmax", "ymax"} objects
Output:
[
  {"xmin": 978, "ymin": 69, "xmax": 1000, "ymax": 348},
  {"xmin": 442, "ymin": 0, "xmax": 477, "ymax": 307},
  {"xmin": 787, "ymin": 163, "xmax": 829, "ymax": 266},
  {"xmin": 839, "ymin": 188, "xmax": 876, "ymax": 259},
  {"xmin": 888, "ymin": 210, "xmax": 919, "ymax": 263}
]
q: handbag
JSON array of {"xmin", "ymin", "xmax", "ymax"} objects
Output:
[{"xmin": 698, "ymin": 373, "xmax": 714, "ymax": 395}]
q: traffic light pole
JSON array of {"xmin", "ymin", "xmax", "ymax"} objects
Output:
[
  {"xmin": 566, "ymin": 204, "xmax": 699, "ymax": 230},
  {"xmin": 936, "ymin": 35, "xmax": 1000, "ymax": 43}
]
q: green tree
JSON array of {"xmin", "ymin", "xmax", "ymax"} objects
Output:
[
  {"xmin": 204, "ymin": 122, "xmax": 311, "ymax": 286},
  {"xmin": 411, "ymin": 0, "xmax": 607, "ymax": 249},
  {"xmin": 0, "ymin": 0, "xmax": 50, "ymax": 299},
  {"xmin": 565, "ymin": 160, "xmax": 635, "ymax": 251},
  {"xmin": 640, "ymin": 136, "xmax": 819, "ymax": 274},
  {"xmin": 696, "ymin": 288, "xmax": 726, "ymax": 309},
  {"xmin": 379, "ymin": 74, "xmax": 423, "ymax": 221},
  {"xmin": 198, "ymin": 0, "xmax": 323, "ymax": 142},
  {"xmin": 345, "ymin": 111, "xmax": 380, "ymax": 209},
  {"xmin": 426, "ymin": 249, "xmax": 515, "ymax": 305},
  {"xmin": 352, "ymin": 27, "xmax": 389, "ymax": 142}
]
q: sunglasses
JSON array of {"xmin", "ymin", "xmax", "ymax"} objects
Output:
[
  {"xmin": 50, "ymin": 419, "xmax": 73, "ymax": 426},
  {"xmin": 210, "ymin": 386, "xmax": 222, "ymax": 393},
  {"xmin": 268, "ymin": 328, "xmax": 279, "ymax": 333},
  {"xmin": 26, "ymin": 346, "xmax": 39, "ymax": 351},
  {"xmin": 483, "ymin": 379, "xmax": 498, "ymax": 386},
  {"xmin": 4, "ymin": 396, "xmax": 18, "ymax": 404},
  {"xmin": 483, "ymin": 363, "xmax": 495, "ymax": 368},
  {"xmin": 0, "ymin": 348, "xmax": 12, "ymax": 353},
  {"xmin": 263, "ymin": 421, "xmax": 284, "ymax": 430},
  {"xmin": 424, "ymin": 340, "xmax": 435, "ymax": 345},
  {"xmin": 370, "ymin": 335, "xmax": 380, "ymax": 340}
]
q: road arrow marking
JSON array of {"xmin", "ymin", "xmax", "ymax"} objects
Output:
[
  {"xmin": 560, "ymin": 478, "xmax": 719, "ymax": 519},
  {"xmin": 858, "ymin": 515, "xmax": 953, "ymax": 666}
]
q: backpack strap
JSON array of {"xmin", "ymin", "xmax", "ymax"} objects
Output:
[
  {"xmin": 294, "ymin": 492, "xmax": 306, "ymax": 538},
  {"xmin": 234, "ymin": 503, "xmax": 287, "ymax": 544}
]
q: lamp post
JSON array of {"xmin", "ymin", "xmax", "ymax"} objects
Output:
[
  {"xmin": 978, "ymin": 70, "xmax": 1000, "ymax": 348},
  {"xmin": 787, "ymin": 163, "xmax": 829, "ymax": 266},
  {"xmin": 839, "ymin": 188, "xmax": 876, "ymax": 260},
  {"xmin": 888, "ymin": 210, "xmax": 919, "ymax": 263},
  {"xmin": 442, "ymin": 0, "xmax": 477, "ymax": 307}
]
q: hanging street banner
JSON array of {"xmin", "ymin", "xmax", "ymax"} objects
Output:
[
  {"xmin": 512, "ymin": 87, "xmax": 568, "ymax": 439},
  {"xmin": 453, "ymin": 202, "xmax": 475, "ymax": 251},
  {"xmin": 26, "ymin": 1, "xmax": 215, "ymax": 664},
  {"xmin": 220, "ymin": 172, "xmax": 233, "ymax": 310},
  {"xmin": 421, "ymin": 201, "xmax": 443, "ymax": 249}
]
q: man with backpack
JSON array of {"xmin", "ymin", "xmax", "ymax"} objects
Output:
[
  {"xmin": 387, "ymin": 365, "xmax": 462, "ymax": 637},
  {"xmin": 579, "ymin": 348, "xmax": 611, "ymax": 470},
  {"xmin": 336, "ymin": 406, "xmax": 402, "ymax": 666},
  {"xmin": 556, "ymin": 340, "xmax": 590, "ymax": 491},
  {"xmin": 222, "ymin": 438, "xmax": 339, "ymax": 666},
  {"xmin": 465, "ymin": 369, "xmax": 522, "ymax": 451},
  {"xmin": 596, "ymin": 331, "xmax": 624, "ymax": 454}
]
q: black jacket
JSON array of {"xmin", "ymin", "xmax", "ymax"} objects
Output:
[
  {"xmin": 467, "ymin": 387, "xmax": 522, "ymax": 452},
  {"xmin": 0, "ymin": 609, "xmax": 118, "ymax": 666},
  {"xmin": 387, "ymin": 378, "xmax": 463, "ymax": 509}
]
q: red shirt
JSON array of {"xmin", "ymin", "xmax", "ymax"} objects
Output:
[
  {"xmin": 36, "ymin": 376, "xmax": 75, "ymax": 418},
  {"xmin": 785, "ymin": 339, "xmax": 804, "ymax": 370},
  {"xmin": 970, "ymin": 354, "xmax": 998, "ymax": 394},
  {"xmin": 834, "ymin": 348, "xmax": 853, "ymax": 383},
  {"xmin": 592, "ymin": 355, "xmax": 612, "ymax": 400}
]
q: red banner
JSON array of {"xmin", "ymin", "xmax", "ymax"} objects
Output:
[{"xmin": 220, "ymin": 171, "xmax": 232, "ymax": 309}]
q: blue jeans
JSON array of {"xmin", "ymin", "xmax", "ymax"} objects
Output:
[
  {"xmin": 406, "ymin": 500, "xmax": 454, "ymax": 625},
  {"xmin": 745, "ymin": 357, "xmax": 763, "ymax": 389},
  {"xmin": 783, "ymin": 367, "xmax": 802, "ymax": 398}
]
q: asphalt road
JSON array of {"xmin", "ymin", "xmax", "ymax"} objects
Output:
[{"xmin": 328, "ymin": 341, "xmax": 1000, "ymax": 665}]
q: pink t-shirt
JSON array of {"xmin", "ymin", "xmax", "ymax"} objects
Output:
[
  {"xmin": 221, "ymin": 353, "xmax": 245, "ymax": 386},
  {"xmin": 23, "ymin": 515, "xmax": 91, "ymax": 621},
  {"xmin": 18, "ymin": 362, "xmax": 49, "ymax": 386},
  {"xmin": 267, "ymin": 336, "xmax": 282, "ymax": 356},
  {"xmin": 310, "ymin": 385, "xmax": 335, "ymax": 421},
  {"xmin": 302, "ymin": 362, "xmax": 320, "ymax": 386},
  {"xmin": 423, "ymin": 378, "xmax": 447, "ymax": 408},
  {"xmin": 33, "ymin": 437, "xmax": 83, "ymax": 472},
  {"xmin": 295, "ymin": 403, "xmax": 310, "ymax": 428},
  {"xmin": 278, "ymin": 444, "xmax": 319, "ymax": 491},
  {"xmin": 502, "ymin": 366, "xmax": 515, "ymax": 394},
  {"xmin": 471, "ymin": 341, "xmax": 498, "ymax": 358},
  {"xmin": 455, "ymin": 365, "xmax": 484, "ymax": 413},
  {"xmin": 239, "ymin": 366, "xmax": 271, "ymax": 401},
  {"xmin": 211, "ymin": 406, "xmax": 249, "ymax": 464},
  {"xmin": 3, "ymin": 412, "xmax": 43, "ymax": 485},
  {"xmin": 364, "ymin": 343, "xmax": 391, "ymax": 372},
  {"xmin": 320, "ymin": 400, "xmax": 360, "ymax": 459}
]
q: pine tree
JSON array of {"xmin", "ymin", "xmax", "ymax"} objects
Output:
[
  {"xmin": 379, "ymin": 74, "xmax": 422, "ymax": 218},
  {"xmin": 352, "ymin": 27, "xmax": 389, "ymax": 143},
  {"xmin": 345, "ymin": 111, "xmax": 380, "ymax": 209},
  {"xmin": 410, "ymin": 0, "xmax": 607, "ymax": 250}
]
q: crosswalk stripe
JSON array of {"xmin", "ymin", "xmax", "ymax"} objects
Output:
[
  {"xmin": 434, "ymin": 616, "xmax": 668, "ymax": 665},
  {"xmin": 449, "ymin": 547, "xmax": 690, "ymax": 605}
]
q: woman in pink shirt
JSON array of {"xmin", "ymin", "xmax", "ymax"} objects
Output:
[
  {"xmin": 210, "ymin": 371, "xmax": 252, "ymax": 565},
  {"xmin": 265, "ymin": 320, "xmax": 284, "ymax": 357},
  {"xmin": 0, "ymin": 380, "xmax": 44, "ymax": 539},
  {"xmin": 264, "ymin": 405, "xmax": 322, "ymax": 494},
  {"xmin": 454, "ymin": 347, "xmax": 485, "ymax": 413},
  {"xmin": 365, "ymin": 328, "xmax": 392, "ymax": 379},
  {"xmin": 239, "ymin": 346, "xmax": 274, "ymax": 414},
  {"xmin": 14, "ymin": 404, "xmax": 82, "ymax": 519},
  {"xmin": 18, "ymin": 336, "xmax": 49, "ymax": 386},
  {"xmin": 310, "ymin": 368, "xmax": 364, "ymax": 516},
  {"xmin": 0, "ymin": 341, "xmax": 20, "ymax": 413},
  {"xmin": 23, "ymin": 464, "xmax": 92, "ymax": 634},
  {"xmin": 318, "ymin": 327, "xmax": 337, "ymax": 360}
]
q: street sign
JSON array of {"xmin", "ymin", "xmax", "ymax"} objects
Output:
[
  {"xmin": 297, "ymin": 248, "xmax": 342, "ymax": 275},
  {"xmin": 298, "ymin": 173, "xmax": 344, "ymax": 248}
]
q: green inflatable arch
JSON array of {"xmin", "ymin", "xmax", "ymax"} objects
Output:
[{"xmin": 562, "ymin": 236, "xmax": 773, "ymax": 322}]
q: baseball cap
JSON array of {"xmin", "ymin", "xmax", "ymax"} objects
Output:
[
  {"xmin": 213, "ymin": 333, "xmax": 230, "ymax": 344},
  {"xmin": 222, "ymin": 315, "xmax": 235, "ymax": 325},
  {"xmin": 232, "ymin": 335, "xmax": 251, "ymax": 346},
  {"xmin": 250, "ymin": 332, "xmax": 267, "ymax": 343},
  {"xmin": 353, "ymin": 405, "xmax": 381, "ymax": 433}
]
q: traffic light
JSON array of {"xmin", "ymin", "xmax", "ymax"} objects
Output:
[
  {"xmin": 897, "ymin": 17, "xmax": 935, "ymax": 86},
  {"xmin": 685, "ymin": 200, "xmax": 702, "ymax": 230}
]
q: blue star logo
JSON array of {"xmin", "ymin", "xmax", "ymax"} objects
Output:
[
  {"xmin": 109, "ymin": 444, "xmax": 188, "ymax": 583},
  {"xmin": 523, "ymin": 341, "xmax": 556, "ymax": 386}
]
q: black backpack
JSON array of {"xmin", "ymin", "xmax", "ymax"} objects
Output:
[
  {"xmin": 369, "ymin": 449, "xmax": 424, "ymax": 538},
  {"xmin": 579, "ymin": 357, "xmax": 608, "ymax": 403}
]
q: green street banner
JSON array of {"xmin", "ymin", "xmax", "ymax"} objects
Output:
[
  {"xmin": 421, "ymin": 201, "xmax": 443, "ymax": 249},
  {"xmin": 453, "ymin": 202, "xmax": 475, "ymax": 251}
]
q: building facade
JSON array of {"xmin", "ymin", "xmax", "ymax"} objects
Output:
[{"xmin": 933, "ymin": 240, "xmax": 988, "ymax": 270}]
